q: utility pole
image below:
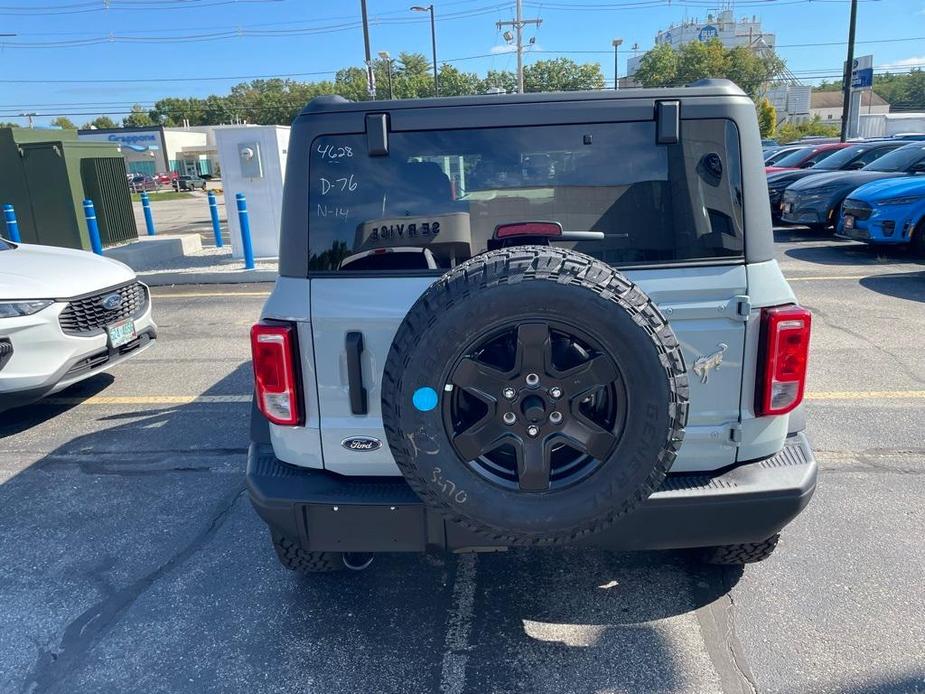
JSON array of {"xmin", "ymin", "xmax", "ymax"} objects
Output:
[
  {"xmin": 612, "ymin": 38, "xmax": 623, "ymax": 90},
  {"xmin": 496, "ymin": 0, "xmax": 542, "ymax": 94},
  {"xmin": 839, "ymin": 0, "xmax": 858, "ymax": 142},
  {"xmin": 360, "ymin": 0, "xmax": 376, "ymax": 98},
  {"xmin": 19, "ymin": 113, "xmax": 36, "ymax": 128}
]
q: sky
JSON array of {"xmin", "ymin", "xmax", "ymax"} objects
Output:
[{"xmin": 0, "ymin": 0, "xmax": 923, "ymax": 127}]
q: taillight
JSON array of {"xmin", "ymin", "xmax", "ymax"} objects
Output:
[
  {"xmin": 757, "ymin": 305, "xmax": 812, "ymax": 416},
  {"xmin": 250, "ymin": 321, "xmax": 302, "ymax": 426}
]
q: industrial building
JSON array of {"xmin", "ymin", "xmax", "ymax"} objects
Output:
[{"xmin": 626, "ymin": 7, "xmax": 776, "ymax": 78}]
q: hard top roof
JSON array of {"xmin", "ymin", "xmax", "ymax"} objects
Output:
[{"xmin": 300, "ymin": 79, "xmax": 746, "ymax": 116}]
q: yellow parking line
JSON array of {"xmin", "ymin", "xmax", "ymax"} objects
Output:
[
  {"xmin": 805, "ymin": 391, "xmax": 925, "ymax": 400},
  {"xmin": 149, "ymin": 291, "xmax": 270, "ymax": 298},
  {"xmin": 787, "ymin": 272, "xmax": 923, "ymax": 282},
  {"xmin": 786, "ymin": 275, "xmax": 868, "ymax": 282},
  {"xmin": 41, "ymin": 391, "xmax": 925, "ymax": 407},
  {"xmin": 43, "ymin": 395, "xmax": 251, "ymax": 405}
]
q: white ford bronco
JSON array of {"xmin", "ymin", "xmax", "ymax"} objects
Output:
[{"xmin": 246, "ymin": 80, "xmax": 815, "ymax": 573}]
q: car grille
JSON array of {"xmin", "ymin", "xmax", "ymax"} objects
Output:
[
  {"xmin": 842, "ymin": 199, "xmax": 872, "ymax": 221},
  {"xmin": 0, "ymin": 338, "xmax": 12, "ymax": 371},
  {"xmin": 58, "ymin": 282, "xmax": 148, "ymax": 336}
]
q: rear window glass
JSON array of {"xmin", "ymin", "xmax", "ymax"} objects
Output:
[{"xmin": 308, "ymin": 119, "xmax": 744, "ymax": 273}]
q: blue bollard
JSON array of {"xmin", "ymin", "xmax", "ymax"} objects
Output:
[
  {"xmin": 235, "ymin": 193, "xmax": 255, "ymax": 270},
  {"xmin": 207, "ymin": 191, "xmax": 223, "ymax": 248},
  {"xmin": 3, "ymin": 204, "xmax": 21, "ymax": 243},
  {"xmin": 140, "ymin": 191, "xmax": 156, "ymax": 236},
  {"xmin": 83, "ymin": 200, "xmax": 103, "ymax": 255}
]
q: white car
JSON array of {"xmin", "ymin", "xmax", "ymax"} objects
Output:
[{"xmin": 0, "ymin": 239, "xmax": 156, "ymax": 412}]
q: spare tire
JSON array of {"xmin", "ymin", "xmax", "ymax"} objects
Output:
[{"xmin": 382, "ymin": 246, "xmax": 689, "ymax": 545}]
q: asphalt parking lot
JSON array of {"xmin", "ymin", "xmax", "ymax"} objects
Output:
[{"xmin": 1, "ymin": 232, "xmax": 923, "ymax": 694}]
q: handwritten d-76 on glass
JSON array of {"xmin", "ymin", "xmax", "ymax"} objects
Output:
[{"xmin": 246, "ymin": 80, "xmax": 815, "ymax": 574}]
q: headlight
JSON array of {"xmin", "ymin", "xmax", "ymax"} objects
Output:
[
  {"xmin": 0, "ymin": 300, "xmax": 53, "ymax": 318},
  {"xmin": 876, "ymin": 195, "xmax": 923, "ymax": 206}
]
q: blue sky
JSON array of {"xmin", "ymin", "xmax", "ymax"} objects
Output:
[{"xmin": 0, "ymin": 0, "xmax": 923, "ymax": 126}]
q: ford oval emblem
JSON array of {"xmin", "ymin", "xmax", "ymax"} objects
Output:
[
  {"xmin": 100, "ymin": 292, "xmax": 123, "ymax": 310},
  {"xmin": 341, "ymin": 436, "xmax": 382, "ymax": 452}
]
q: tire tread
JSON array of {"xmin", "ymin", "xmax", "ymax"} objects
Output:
[{"xmin": 382, "ymin": 246, "xmax": 690, "ymax": 547}]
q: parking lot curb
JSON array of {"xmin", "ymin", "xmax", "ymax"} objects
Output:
[{"xmin": 138, "ymin": 269, "xmax": 278, "ymax": 286}]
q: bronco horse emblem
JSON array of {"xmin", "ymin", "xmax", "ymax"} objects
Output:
[{"xmin": 692, "ymin": 343, "xmax": 728, "ymax": 384}]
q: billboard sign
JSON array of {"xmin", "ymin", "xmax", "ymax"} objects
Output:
[
  {"xmin": 699, "ymin": 25, "xmax": 718, "ymax": 41},
  {"xmin": 851, "ymin": 55, "xmax": 874, "ymax": 90}
]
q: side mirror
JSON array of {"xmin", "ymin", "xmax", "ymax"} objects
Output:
[
  {"xmin": 848, "ymin": 161, "xmax": 866, "ymax": 170},
  {"xmin": 800, "ymin": 161, "xmax": 816, "ymax": 169},
  {"xmin": 911, "ymin": 162, "xmax": 925, "ymax": 174}
]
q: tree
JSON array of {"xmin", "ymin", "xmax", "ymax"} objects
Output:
[
  {"xmin": 481, "ymin": 69, "xmax": 518, "ymax": 94},
  {"xmin": 757, "ymin": 98, "xmax": 777, "ymax": 138},
  {"xmin": 816, "ymin": 69, "xmax": 925, "ymax": 112},
  {"xmin": 50, "ymin": 116, "xmax": 77, "ymax": 130},
  {"xmin": 81, "ymin": 116, "xmax": 118, "ymax": 130},
  {"xmin": 635, "ymin": 39, "xmax": 784, "ymax": 100},
  {"xmin": 632, "ymin": 44, "xmax": 678, "ymax": 88},
  {"xmin": 123, "ymin": 104, "xmax": 155, "ymax": 128},
  {"xmin": 777, "ymin": 115, "xmax": 839, "ymax": 144},
  {"xmin": 0, "ymin": 121, "xmax": 19, "ymax": 128},
  {"xmin": 524, "ymin": 58, "xmax": 606, "ymax": 93},
  {"xmin": 437, "ymin": 64, "xmax": 481, "ymax": 97}
]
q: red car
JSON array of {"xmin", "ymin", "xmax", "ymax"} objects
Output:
[
  {"xmin": 765, "ymin": 142, "xmax": 851, "ymax": 173},
  {"xmin": 153, "ymin": 171, "xmax": 179, "ymax": 185}
]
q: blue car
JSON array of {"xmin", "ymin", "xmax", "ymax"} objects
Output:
[{"xmin": 838, "ymin": 176, "xmax": 925, "ymax": 254}]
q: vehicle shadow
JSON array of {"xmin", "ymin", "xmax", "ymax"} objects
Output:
[
  {"xmin": 814, "ymin": 672, "xmax": 925, "ymax": 694},
  {"xmin": 1, "ymin": 363, "xmax": 738, "ymax": 694},
  {"xmin": 785, "ymin": 243, "xmax": 924, "ymax": 267},
  {"xmin": 773, "ymin": 224, "xmax": 835, "ymax": 243},
  {"xmin": 859, "ymin": 271, "xmax": 925, "ymax": 303},
  {"xmin": 0, "ymin": 373, "xmax": 115, "ymax": 439}
]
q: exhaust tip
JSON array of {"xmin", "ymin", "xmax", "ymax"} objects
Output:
[{"xmin": 343, "ymin": 552, "xmax": 375, "ymax": 571}]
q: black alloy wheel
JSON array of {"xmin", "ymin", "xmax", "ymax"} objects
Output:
[{"xmin": 444, "ymin": 321, "xmax": 626, "ymax": 492}]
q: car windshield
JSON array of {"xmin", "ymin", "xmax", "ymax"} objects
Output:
[
  {"xmin": 766, "ymin": 147, "xmax": 807, "ymax": 165},
  {"xmin": 308, "ymin": 119, "xmax": 745, "ymax": 273},
  {"xmin": 773, "ymin": 146, "xmax": 836, "ymax": 168},
  {"xmin": 864, "ymin": 144, "xmax": 925, "ymax": 172},
  {"xmin": 0, "ymin": 239, "xmax": 12, "ymax": 251},
  {"xmin": 813, "ymin": 145, "xmax": 884, "ymax": 170}
]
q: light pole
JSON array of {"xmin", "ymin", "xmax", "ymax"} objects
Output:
[
  {"xmin": 612, "ymin": 38, "xmax": 623, "ymax": 90},
  {"xmin": 411, "ymin": 5, "xmax": 439, "ymax": 96},
  {"xmin": 378, "ymin": 51, "xmax": 394, "ymax": 100}
]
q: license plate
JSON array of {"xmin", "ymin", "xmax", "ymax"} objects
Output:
[
  {"xmin": 107, "ymin": 318, "xmax": 136, "ymax": 348},
  {"xmin": 844, "ymin": 214, "xmax": 855, "ymax": 230}
]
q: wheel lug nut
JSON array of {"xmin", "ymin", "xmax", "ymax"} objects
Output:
[
  {"xmin": 549, "ymin": 386, "xmax": 562, "ymax": 399},
  {"xmin": 527, "ymin": 425, "xmax": 539, "ymax": 437},
  {"xmin": 502, "ymin": 387, "xmax": 516, "ymax": 400},
  {"xmin": 549, "ymin": 411, "xmax": 563, "ymax": 424},
  {"xmin": 525, "ymin": 373, "xmax": 540, "ymax": 387},
  {"xmin": 503, "ymin": 412, "xmax": 517, "ymax": 425}
]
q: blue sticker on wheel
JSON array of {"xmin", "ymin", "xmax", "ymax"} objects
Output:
[{"xmin": 412, "ymin": 387, "xmax": 438, "ymax": 412}]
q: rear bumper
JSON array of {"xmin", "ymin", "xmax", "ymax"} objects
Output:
[{"xmin": 246, "ymin": 432, "xmax": 818, "ymax": 553}]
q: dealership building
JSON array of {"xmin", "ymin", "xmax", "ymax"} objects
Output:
[{"xmin": 77, "ymin": 125, "xmax": 223, "ymax": 176}]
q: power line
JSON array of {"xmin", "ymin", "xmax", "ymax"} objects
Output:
[
  {"xmin": 0, "ymin": 3, "xmax": 511, "ymax": 47},
  {"xmin": 0, "ymin": 0, "xmax": 288, "ymax": 15}
]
